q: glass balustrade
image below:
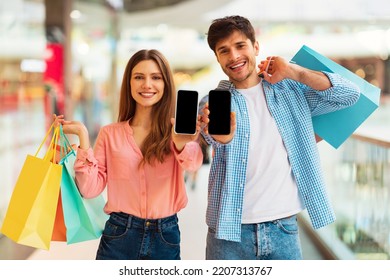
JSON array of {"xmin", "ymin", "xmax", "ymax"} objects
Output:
[{"xmin": 302, "ymin": 133, "xmax": 390, "ymax": 259}]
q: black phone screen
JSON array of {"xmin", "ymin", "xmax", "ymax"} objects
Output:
[
  {"xmin": 174, "ymin": 90, "xmax": 199, "ymax": 134},
  {"xmin": 208, "ymin": 90, "xmax": 231, "ymax": 135}
]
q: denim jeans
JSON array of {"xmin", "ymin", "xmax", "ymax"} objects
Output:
[
  {"xmin": 96, "ymin": 212, "xmax": 181, "ymax": 260},
  {"xmin": 206, "ymin": 215, "xmax": 302, "ymax": 260}
]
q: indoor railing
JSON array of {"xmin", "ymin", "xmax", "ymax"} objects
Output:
[{"xmin": 300, "ymin": 133, "xmax": 390, "ymax": 259}]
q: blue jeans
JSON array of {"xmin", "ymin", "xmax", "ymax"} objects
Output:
[
  {"xmin": 206, "ymin": 215, "xmax": 302, "ymax": 260},
  {"xmin": 96, "ymin": 212, "xmax": 181, "ymax": 260}
]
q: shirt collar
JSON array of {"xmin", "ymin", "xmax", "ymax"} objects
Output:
[{"xmin": 217, "ymin": 79, "xmax": 269, "ymax": 96}]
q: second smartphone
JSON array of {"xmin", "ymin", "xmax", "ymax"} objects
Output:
[
  {"xmin": 208, "ymin": 89, "xmax": 231, "ymax": 135},
  {"xmin": 174, "ymin": 90, "xmax": 199, "ymax": 135}
]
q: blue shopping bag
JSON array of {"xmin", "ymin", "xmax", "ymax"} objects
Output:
[
  {"xmin": 57, "ymin": 126, "xmax": 108, "ymax": 244},
  {"xmin": 290, "ymin": 45, "xmax": 381, "ymax": 148}
]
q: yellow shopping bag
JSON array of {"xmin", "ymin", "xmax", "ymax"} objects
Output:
[{"xmin": 0, "ymin": 124, "xmax": 62, "ymax": 250}]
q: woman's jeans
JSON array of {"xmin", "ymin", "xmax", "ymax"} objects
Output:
[
  {"xmin": 96, "ymin": 212, "xmax": 181, "ymax": 260},
  {"xmin": 206, "ymin": 215, "xmax": 302, "ymax": 260}
]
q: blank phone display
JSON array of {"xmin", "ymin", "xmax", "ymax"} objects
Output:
[
  {"xmin": 174, "ymin": 90, "xmax": 199, "ymax": 134},
  {"xmin": 208, "ymin": 90, "xmax": 231, "ymax": 135}
]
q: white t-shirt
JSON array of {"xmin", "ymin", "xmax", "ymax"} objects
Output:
[{"xmin": 239, "ymin": 83, "xmax": 304, "ymax": 224}]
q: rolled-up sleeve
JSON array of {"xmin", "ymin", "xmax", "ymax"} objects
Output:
[
  {"xmin": 304, "ymin": 72, "xmax": 361, "ymax": 116},
  {"xmin": 172, "ymin": 141, "xmax": 203, "ymax": 172},
  {"xmin": 74, "ymin": 131, "xmax": 108, "ymax": 198}
]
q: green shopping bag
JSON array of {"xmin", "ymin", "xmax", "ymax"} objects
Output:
[{"xmin": 58, "ymin": 126, "xmax": 108, "ymax": 244}]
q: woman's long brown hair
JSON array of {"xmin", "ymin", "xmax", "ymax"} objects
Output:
[{"xmin": 117, "ymin": 49, "xmax": 175, "ymax": 165}]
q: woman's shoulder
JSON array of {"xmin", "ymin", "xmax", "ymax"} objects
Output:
[{"xmin": 99, "ymin": 121, "xmax": 130, "ymax": 135}]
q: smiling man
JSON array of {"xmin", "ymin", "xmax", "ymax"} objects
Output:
[{"xmin": 200, "ymin": 15, "xmax": 361, "ymax": 260}]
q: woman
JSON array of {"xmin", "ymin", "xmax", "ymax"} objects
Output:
[{"xmin": 54, "ymin": 49, "xmax": 203, "ymax": 260}]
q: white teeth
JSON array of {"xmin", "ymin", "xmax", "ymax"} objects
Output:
[
  {"xmin": 140, "ymin": 92, "xmax": 155, "ymax": 97},
  {"xmin": 231, "ymin": 62, "xmax": 245, "ymax": 69}
]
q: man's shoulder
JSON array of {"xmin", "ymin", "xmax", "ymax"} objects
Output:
[{"xmin": 216, "ymin": 80, "xmax": 231, "ymax": 90}]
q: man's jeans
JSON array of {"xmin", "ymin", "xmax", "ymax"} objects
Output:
[{"xmin": 206, "ymin": 215, "xmax": 302, "ymax": 260}]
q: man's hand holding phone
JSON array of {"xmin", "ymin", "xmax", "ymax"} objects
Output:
[{"xmin": 201, "ymin": 90, "xmax": 236, "ymax": 144}]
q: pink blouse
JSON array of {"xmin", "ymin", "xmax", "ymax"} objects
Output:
[{"xmin": 74, "ymin": 121, "xmax": 203, "ymax": 219}]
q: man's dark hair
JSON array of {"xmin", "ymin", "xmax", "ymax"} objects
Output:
[{"xmin": 207, "ymin": 15, "xmax": 256, "ymax": 52}]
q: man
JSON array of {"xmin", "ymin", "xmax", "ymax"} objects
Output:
[{"xmin": 200, "ymin": 15, "xmax": 360, "ymax": 260}]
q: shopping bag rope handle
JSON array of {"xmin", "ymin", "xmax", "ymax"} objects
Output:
[
  {"xmin": 45, "ymin": 126, "xmax": 59, "ymax": 162},
  {"xmin": 35, "ymin": 122, "xmax": 60, "ymax": 163},
  {"xmin": 59, "ymin": 125, "xmax": 75, "ymax": 159}
]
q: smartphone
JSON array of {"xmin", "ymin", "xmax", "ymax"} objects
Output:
[
  {"xmin": 174, "ymin": 90, "xmax": 199, "ymax": 135},
  {"xmin": 208, "ymin": 89, "xmax": 231, "ymax": 135}
]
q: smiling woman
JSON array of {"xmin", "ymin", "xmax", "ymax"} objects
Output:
[
  {"xmin": 52, "ymin": 49, "xmax": 203, "ymax": 260},
  {"xmin": 117, "ymin": 49, "xmax": 176, "ymax": 164},
  {"xmin": 130, "ymin": 60, "xmax": 165, "ymax": 109}
]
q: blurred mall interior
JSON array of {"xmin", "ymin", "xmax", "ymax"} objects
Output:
[{"xmin": 0, "ymin": 0, "xmax": 390, "ymax": 260}]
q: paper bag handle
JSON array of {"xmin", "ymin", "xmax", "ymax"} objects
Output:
[
  {"xmin": 59, "ymin": 124, "xmax": 75, "ymax": 160},
  {"xmin": 35, "ymin": 122, "xmax": 60, "ymax": 163}
]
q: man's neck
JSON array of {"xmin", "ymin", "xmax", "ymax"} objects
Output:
[{"xmin": 231, "ymin": 73, "xmax": 261, "ymax": 89}]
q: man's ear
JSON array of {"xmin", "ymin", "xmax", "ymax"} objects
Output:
[{"xmin": 254, "ymin": 41, "xmax": 260, "ymax": 56}]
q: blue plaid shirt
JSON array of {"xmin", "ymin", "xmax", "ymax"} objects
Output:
[{"xmin": 201, "ymin": 72, "xmax": 360, "ymax": 242}]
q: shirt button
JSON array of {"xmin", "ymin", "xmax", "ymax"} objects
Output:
[
  {"xmin": 242, "ymin": 158, "xmax": 246, "ymax": 163},
  {"xmin": 245, "ymin": 133, "xmax": 249, "ymax": 138}
]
